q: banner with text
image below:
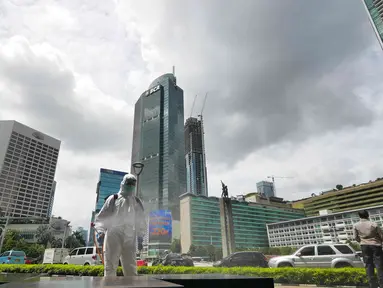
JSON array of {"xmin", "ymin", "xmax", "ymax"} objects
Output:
[{"xmin": 149, "ymin": 210, "xmax": 172, "ymax": 243}]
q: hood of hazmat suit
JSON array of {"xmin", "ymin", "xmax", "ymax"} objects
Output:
[{"xmin": 94, "ymin": 173, "xmax": 146, "ymax": 277}]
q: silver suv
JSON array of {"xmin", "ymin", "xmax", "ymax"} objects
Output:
[{"xmin": 268, "ymin": 244, "xmax": 364, "ymax": 268}]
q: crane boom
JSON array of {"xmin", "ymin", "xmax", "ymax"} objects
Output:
[
  {"xmin": 200, "ymin": 92, "xmax": 208, "ymax": 116},
  {"xmin": 266, "ymin": 175, "xmax": 294, "ymax": 197},
  {"xmin": 190, "ymin": 95, "xmax": 197, "ymax": 118}
]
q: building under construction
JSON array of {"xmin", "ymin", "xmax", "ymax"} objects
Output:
[{"xmin": 184, "ymin": 117, "xmax": 208, "ymax": 196}]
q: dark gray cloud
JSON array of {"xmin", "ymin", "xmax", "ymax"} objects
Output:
[
  {"xmin": 139, "ymin": 0, "xmax": 379, "ymax": 165},
  {"xmin": 0, "ymin": 37, "xmax": 132, "ymax": 153}
]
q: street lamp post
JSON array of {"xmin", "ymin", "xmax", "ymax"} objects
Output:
[{"xmin": 132, "ymin": 162, "xmax": 144, "ymax": 198}]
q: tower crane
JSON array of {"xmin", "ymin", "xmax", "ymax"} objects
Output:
[
  {"xmin": 267, "ymin": 175, "xmax": 294, "ymax": 197},
  {"xmin": 190, "ymin": 95, "xmax": 198, "ymax": 118},
  {"xmin": 198, "ymin": 92, "xmax": 208, "ymax": 117},
  {"xmin": 198, "ymin": 92, "xmax": 208, "ymax": 196}
]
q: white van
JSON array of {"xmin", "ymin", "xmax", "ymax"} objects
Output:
[{"xmin": 63, "ymin": 246, "xmax": 102, "ymax": 266}]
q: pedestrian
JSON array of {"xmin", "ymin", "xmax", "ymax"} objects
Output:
[
  {"xmin": 354, "ymin": 210, "xmax": 383, "ymax": 288},
  {"xmin": 94, "ymin": 173, "xmax": 146, "ymax": 277}
]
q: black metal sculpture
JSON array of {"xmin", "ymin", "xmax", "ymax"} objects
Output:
[{"xmin": 221, "ymin": 181, "xmax": 229, "ymax": 198}]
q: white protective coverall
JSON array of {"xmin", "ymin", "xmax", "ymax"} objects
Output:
[{"xmin": 94, "ymin": 173, "xmax": 146, "ymax": 276}]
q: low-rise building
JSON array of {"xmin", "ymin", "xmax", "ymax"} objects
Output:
[
  {"xmin": 291, "ymin": 179, "xmax": 383, "ymax": 216},
  {"xmin": 267, "ymin": 205, "xmax": 383, "ymax": 247},
  {"xmin": 180, "ymin": 193, "xmax": 304, "ymax": 253},
  {"xmin": 0, "ymin": 216, "xmax": 71, "ymax": 244}
]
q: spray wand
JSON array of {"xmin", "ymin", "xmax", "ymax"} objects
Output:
[{"xmin": 91, "ymin": 222, "xmax": 104, "ymax": 265}]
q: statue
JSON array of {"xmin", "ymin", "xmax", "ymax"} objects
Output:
[{"xmin": 221, "ymin": 181, "xmax": 229, "ymax": 198}]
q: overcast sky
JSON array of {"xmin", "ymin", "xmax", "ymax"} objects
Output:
[{"xmin": 1, "ymin": 0, "xmax": 383, "ymax": 230}]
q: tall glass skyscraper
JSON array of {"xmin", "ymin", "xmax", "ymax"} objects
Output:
[
  {"xmin": 88, "ymin": 168, "xmax": 127, "ymax": 245},
  {"xmin": 131, "ymin": 73, "xmax": 186, "ymax": 221},
  {"xmin": 184, "ymin": 117, "xmax": 208, "ymax": 196},
  {"xmin": 363, "ymin": 0, "xmax": 383, "ymax": 49}
]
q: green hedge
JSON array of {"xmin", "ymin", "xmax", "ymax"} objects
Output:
[{"xmin": 0, "ymin": 265, "xmax": 368, "ymax": 286}]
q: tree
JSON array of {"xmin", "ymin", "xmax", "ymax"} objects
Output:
[
  {"xmin": 214, "ymin": 247, "xmax": 223, "ymax": 260},
  {"xmin": 24, "ymin": 243, "xmax": 45, "ymax": 259},
  {"xmin": 72, "ymin": 230, "xmax": 86, "ymax": 247},
  {"xmin": 188, "ymin": 244, "xmax": 197, "ymax": 256},
  {"xmin": 170, "ymin": 238, "xmax": 181, "ymax": 253},
  {"xmin": 64, "ymin": 235, "xmax": 81, "ymax": 249},
  {"xmin": 346, "ymin": 240, "xmax": 360, "ymax": 251},
  {"xmin": 36, "ymin": 225, "xmax": 54, "ymax": 247},
  {"xmin": 2, "ymin": 230, "xmax": 21, "ymax": 252},
  {"xmin": 51, "ymin": 238, "xmax": 63, "ymax": 248},
  {"xmin": 206, "ymin": 245, "xmax": 216, "ymax": 261},
  {"xmin": 194, "ymin": 246, "xmax": 208, "ymax": 257},
  {"xmin": 336, "ymin": 184, "xmax": 343, "ymax": 190}
]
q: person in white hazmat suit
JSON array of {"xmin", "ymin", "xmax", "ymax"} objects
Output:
[{"xmin": 94, "ymin": 173, "xmax": 146, "ymax": 276}]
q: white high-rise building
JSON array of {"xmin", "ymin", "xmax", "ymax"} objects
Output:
[{"xmin": 0, "ymin": 121, "xmax": 60, "ymax": 218}]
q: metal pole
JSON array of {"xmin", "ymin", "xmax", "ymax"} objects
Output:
[{"xmin": 136, "ymin": 174, "xmax": 140, "ymax": 198}]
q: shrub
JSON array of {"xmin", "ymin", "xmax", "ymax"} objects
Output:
[{"xmin": 0, "ymin": 265, "xmax": 368, "ymax": 286}]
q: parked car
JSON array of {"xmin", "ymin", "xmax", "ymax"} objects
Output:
[
  {"xmin": 63, "ymin": 246, "xmax": 102, "ymax": 266},
  {"xmin": 136, "ymin": 258, "xmax": 148, "ymax": 267},
  {"xmin": 0, "ymin": 250, "xmax": 26, "ymax": 264},
  {"xmin": 213, "ymin": 251, "xmax": 269, "ymax": 268},
  {"xmin": 268, "ymin": 244, "xmax": 364, "ymax": 268},
  {"xmin": 152, "ymin": 253, "xmax": 194, "ymax": 267}
]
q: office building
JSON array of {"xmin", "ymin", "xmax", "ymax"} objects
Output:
[
  {"xmin": 47, "ymin": 181, "xmax": 56, "ymax": 218},
  {"xmin": 184, "ymin": 117, "xmax": 208, "ymax": 196},
  {"xmin": 362, "ymin": 0, "xmax": 383, "ymax": 49},
  {"xmin": 180, "ymin": 193, "xmax": 304, "ymax": 252},
  {"xmin": 0, "ymin": 121, "xmax": 60, "ymax": 218},
  {"xmin": 267, "ymin": 205, "xmax": 383, "ymax": 247},
  {"xmin": 88, "ymin": 168, "xmax": 127, "ymax": 245},
  {"xmin": 256, "ymin": 181, "xmax": 275, "ymax": 197},
  {"xmin": 292, "ymin": 179, "xmax": 383, "ymax": 216},
  {"xmin": 131, "ymin": 73, "xmax": 186, "ymax": 220}
]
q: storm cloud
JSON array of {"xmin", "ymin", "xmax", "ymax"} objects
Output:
[{"xmin": 1, "ymin": 0, "xmax": 383, "ymax": 229}]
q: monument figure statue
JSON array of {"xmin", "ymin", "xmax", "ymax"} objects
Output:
[{"xmin": 221, "ymin": 180, "xmax": 229, "ymax": 198}]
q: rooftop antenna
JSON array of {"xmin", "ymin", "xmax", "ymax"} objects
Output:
[{"xmin": 172, "ymin": 65, "xmax": 177, "ymax": 86}]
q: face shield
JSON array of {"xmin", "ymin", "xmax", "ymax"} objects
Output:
[{"xmin": 120, "ymin": 174, "xmax": 137, "ymax": 198}]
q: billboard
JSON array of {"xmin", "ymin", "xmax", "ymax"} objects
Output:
[
  {"xmin": 363, "ymin": 0, "xmax": 383, "ymax": 49},
  {"xmin": 149, "ymin": 210, "xmax": 172, "ymax": 243}
]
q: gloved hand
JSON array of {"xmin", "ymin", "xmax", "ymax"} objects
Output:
[
  {"xmin": 137, "ymin": 236, "xmax": 143, "ymax": 251},
  {"xmin": 96, "ymin": 232, "xmax": 105, "ymax": 245}
]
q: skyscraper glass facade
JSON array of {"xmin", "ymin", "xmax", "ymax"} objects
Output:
[
  {"xmin": 131, "ymin": 73, "xmax": 186, "ymax": 221},
  {"xmin": 256, "ymin": 181, "xmax": 275, "ymax": 198},
  {"xmin": 88, "ymin": 168, "xmax": 127, "ymax": 245},
  {"xmin": 180, "ymin": 194, "xmax": 305, "ymax": 251},
  {"xmin": 363, "ymin": 0, "xmax": 383, "ymax": 48},
  {"xmin": 95, "ymin": 168, "xmax": 127, "ymax": 212},
  {"xmin": 185, "ymin": 117, "xmax": 208, "ymax": 196}
]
